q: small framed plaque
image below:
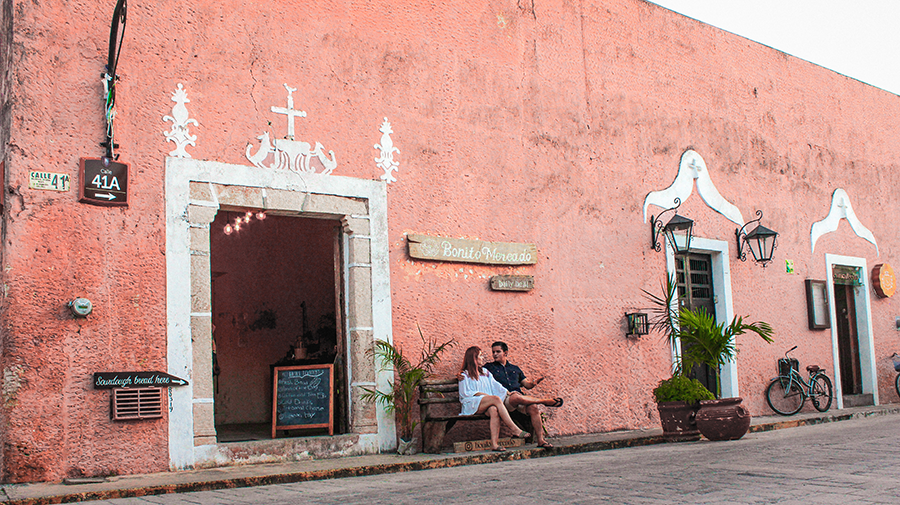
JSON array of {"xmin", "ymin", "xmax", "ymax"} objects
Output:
[{"xmin": 805, "ymin": 279, "xmax": 830, "ymax": 330}]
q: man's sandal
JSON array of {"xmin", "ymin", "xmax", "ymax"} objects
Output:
[
  {"xmin": 537, "ymin": 442, "xmax": 554, "ymax": 449},
  {"xmin": 550, "ymin": 398, "xmax": 564, "ymax": 408},
  {"xmin": 491, "ymin": 446, "xmax": 506, "ymax": 452},
  {"xmin": 515, "ymin": 430, "xmax": 530, "ymax": 439}
]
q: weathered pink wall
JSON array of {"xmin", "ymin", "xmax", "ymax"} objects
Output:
[
  {"xmin": 210, "ymin": 214, "xmax": 337, "ymax": 425},
  {"xmin": 4, "ymin": 0, "xmax": 900, "ymax": 481}
]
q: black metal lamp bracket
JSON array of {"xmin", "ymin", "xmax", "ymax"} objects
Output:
[
  {"xmin": 735, "ymin": 210, "xmax": 764, "ymax": 262},
  {"xmin": 650, "ymin": 198, "xmax": 681, "ymax": 252}
]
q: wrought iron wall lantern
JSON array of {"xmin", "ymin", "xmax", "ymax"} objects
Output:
[
  {"xmin": 736, "ymin": 210, "xmax": 778, "ymax": 267},
  {"xmin": 625, "ymin": 312, "xmax": 649, "ymax": 338},
  {"xmin": 650, "ymin": 198, "xmax": 694, "ymax": 254}
]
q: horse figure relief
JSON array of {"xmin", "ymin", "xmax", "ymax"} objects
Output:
[{"xmin": 245, "ymin": 84, "xmax": 338, "ymax": 175}]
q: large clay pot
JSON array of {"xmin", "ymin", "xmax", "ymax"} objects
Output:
[
  {"xmin": 656, "ymin": 401, "xmax": 701, "ymax": 442},
  {"xmin": 696, "ymin": 397, "xmax": 751, "ymax": 441}
]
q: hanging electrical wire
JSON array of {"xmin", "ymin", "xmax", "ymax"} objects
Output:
[{"xmin": 102, "ymin": 0, "xmax": 127, "ymax": 160}]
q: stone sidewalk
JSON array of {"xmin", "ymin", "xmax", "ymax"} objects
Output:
[{"xmin": 3, "ymin": 404, "xmax": 898, "ymax": 505}]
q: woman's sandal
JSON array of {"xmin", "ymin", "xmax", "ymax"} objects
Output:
[
  {"xmin": 550, "ymin": 397, "xmax": 564, "ymax": 408},
  {"xmin": 515, "ymin": 430, "xmax": 530, "ymax": 439},
  {"xmin": 537, "ymin": 442, "xmax": 554, "ymax": 449},
  {"xmin": 491, "ymin": 446, "xmax": 506, "ymax": 452}
]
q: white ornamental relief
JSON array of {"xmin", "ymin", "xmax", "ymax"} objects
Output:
[
  {"xmin": 374, "ymin": 118, "xmax": 400, "ymax": 183},
  {"xmin": 245, "ymin": 84, "xmax": 337, "ymax": 175},
  {"xmin": 810, "ymin": 188, "xmax": 878, "ymax": 255},
  {"xmin": 643, "ymin": 149, "xmax": 745, "ymax": 226},
  {"xmin": 163, "ymin": 83, "xmax": 198, "ymax": 158}
]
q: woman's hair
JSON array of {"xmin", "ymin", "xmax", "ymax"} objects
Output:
[{"xmin": 461, "ymin": 346, "xmax": 483, "ymax": 379}]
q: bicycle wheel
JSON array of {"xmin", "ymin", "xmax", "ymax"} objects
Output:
[
  {"xmin": 810, "ymin": 374, "xmax": 833, "ymax": 412},
  {"xmin": 765, "ymin": 377, "xmax": 804, "ymax": 415},
  {"xmin": 895, "ymin": 373, "xmax": 900, "ymax": 400}
]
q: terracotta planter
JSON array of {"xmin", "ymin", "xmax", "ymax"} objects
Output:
[
  {"xmin": 656, "ymin": 401, "xmax": 701, "ymax": 442},
  {"xmin": 696, "ymin": 397, "xmax": 751, "ymax": 441}
]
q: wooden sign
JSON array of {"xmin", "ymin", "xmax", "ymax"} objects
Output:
[
  {"xmin": 93, "ymin": 371, "xmax": 189, "ymax": 389},
  {"xmin": 872, "ymin": 263, "xmax": 896, "ymax": 298},
  {"xmin": 490, "ymin": 275, "xmax": 534, "ymax": 291},
  {"xmin": 272, "ymin": 364, "xmax": 333, "ymax": 438},
  {"xmin": 454, "ymin": 437, "xmax": 524, "ymax": 453},
  {"xmin": 407, "ymin": 234, "xmax": 537, "ymax": 265},
  {"xmin": 832, "ymin": 265, "xmax": 862, "ymax": 286},
  {"xmin": 79, "ymin": 157, "xmax": 129, "ymax": 207}
]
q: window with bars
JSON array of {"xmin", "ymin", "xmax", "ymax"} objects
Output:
[{"xmin": 110, "ymin": 387, "xmax": 163, "ymax": 420}]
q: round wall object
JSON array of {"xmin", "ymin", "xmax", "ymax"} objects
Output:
[
  {"xmin": 872, "ymin": 264, "xmax": 896, "ymax": 298},
  {"xmin": 68, "ymin": 298, "xmax": 93, "ymax": 317}
]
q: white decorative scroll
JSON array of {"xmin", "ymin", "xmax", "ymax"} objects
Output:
[
  {"xmin": 643, "ymin": 150, "xmax": 745, "ymax": 226},
  {"xmin": 245, "ymin": 84, "xmax": 337, "ymax": 175},
  {"xmin": 810, "ymin": 188, "xmax": 878, "ymax": 255},
  {"xmin": 163, "ymin": 84, "xmax": 198, "ymax": 158},
  {"xmin": 374, "ymin": 118, "xmax": 400, "ymax": 183}
]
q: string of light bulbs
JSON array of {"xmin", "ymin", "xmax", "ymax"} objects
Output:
[{"xmin": 223, "ymin": 210, "xmax": 267, "ymax": 236}]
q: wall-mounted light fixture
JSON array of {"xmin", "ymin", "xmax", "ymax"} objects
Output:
[
  {"xmin": 736, "ymin": 210, "xmax": 778, "ymax": 267},
  {"xmin": 625, "ymin": 312, "xmax": 649, "ymax": 338},
  {"xmin": 650, "ymin": 198, "xmax": 694, "ymax": 254}
]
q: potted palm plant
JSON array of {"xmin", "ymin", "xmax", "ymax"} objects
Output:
[
  {"xmin": 359, "ymin": 326, "xmax": 455, "ymax": 454},
  {"xmin": 644, "ymin": 275, "xmax": 773, "ymax": 441},
  {"xmin": 678, "ymin": 307, "xmax": 773, "ymax": 440}
]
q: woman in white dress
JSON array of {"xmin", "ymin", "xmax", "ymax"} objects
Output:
[{"xmin": 458, "ymin": 346, "xmax": 529, "ymax": 451}]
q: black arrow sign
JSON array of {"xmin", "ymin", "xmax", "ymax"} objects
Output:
[{"xmin": 93, "ymin": 371, "xmax": 189, "ymax": 389}]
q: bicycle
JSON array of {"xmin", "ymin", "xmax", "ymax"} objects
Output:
[
  {"xmin": 891, "ymin": 353, "xmax": 900, "ymax": 399},
  {"xmin": 765, "ymin": 346, "xmax": 833, "ymax": 415}
]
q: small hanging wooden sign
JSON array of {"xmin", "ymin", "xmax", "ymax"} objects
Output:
[{"xmin": 490, "ymin": 275, "xmax": 535, "ymax": 291}]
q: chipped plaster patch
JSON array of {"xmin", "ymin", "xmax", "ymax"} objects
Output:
[{"xmin": 3, "ymin": 364, "xmax": 25, "ymax": 407}]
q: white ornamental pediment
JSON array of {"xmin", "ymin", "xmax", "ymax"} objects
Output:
[{"xmin": 245, "ymin": 84, "xmax": 337, "ymax": 175}]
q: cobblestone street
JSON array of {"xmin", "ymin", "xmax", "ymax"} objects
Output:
[{"xmin": 88, "ymin": 413, "xmax": 900, "ymax": 504}]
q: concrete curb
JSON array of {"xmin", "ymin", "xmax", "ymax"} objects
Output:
[{"xmin": 2, "ymin": 404, "xmax": 898, "ymax": 505}]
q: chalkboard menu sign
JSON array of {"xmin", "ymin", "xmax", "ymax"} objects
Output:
[{"xmin": 272, "ymin": 364, "xmax": 334, "ymax": 438}]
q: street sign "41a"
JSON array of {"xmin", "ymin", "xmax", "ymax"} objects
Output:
[{"xmin": 79, "ymin": 157, "xmax": 129, "ymax": 207}]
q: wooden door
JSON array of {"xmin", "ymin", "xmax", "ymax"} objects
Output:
[
  {"xmin": 675, "ymin": 253, "xmax": 718, "ymax": 396},
  {"xmin": 833, "ymin": 283, "xmax": 862, "ymax": 394}
]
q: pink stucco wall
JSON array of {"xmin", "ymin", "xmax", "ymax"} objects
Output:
[{"xmin": 3, "ymin": 0, "xmax": 900, "ymax": 482}]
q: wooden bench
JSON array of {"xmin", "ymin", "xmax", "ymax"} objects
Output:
[{"xmin": 418, "ymin": 377, "xmax": 531, "ymax": 453}]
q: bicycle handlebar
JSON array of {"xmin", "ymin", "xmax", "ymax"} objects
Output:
[{"xmin": 785, "ymin": 345, "xmax": 798, "ymax": 357}]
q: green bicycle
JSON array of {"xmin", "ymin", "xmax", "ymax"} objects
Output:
[{"xmin": 765, "ymin": 346, "xmax": 833, "ymax": 415}]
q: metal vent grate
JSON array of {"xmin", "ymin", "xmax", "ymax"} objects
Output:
[{"xmin": 111, "ymin": 387, "xmax": 163, "ymax": 420}]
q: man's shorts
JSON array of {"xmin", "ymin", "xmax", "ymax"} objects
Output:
[{"xmin": 503, "ymin": 392, "xmax": 527, "ymax": 413}]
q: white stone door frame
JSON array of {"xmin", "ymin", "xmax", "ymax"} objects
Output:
[
  {"xmin": 824, "ymin": 254, "xmax": 877, "ymax": 409},
  {"xmin": 165, "ymin": 157, "xmax": 395, "ymax": 469},
  {"xmin": 666, "ymin": 237, "xmax": 740, "ymax": 398}
]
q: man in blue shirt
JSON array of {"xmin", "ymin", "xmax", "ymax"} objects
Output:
[{"xmin": 484, "ymin": 341, "xmax": 563, "ymax": 449}]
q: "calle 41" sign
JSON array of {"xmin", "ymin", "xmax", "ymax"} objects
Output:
[{"xmin": 79, "ymin": 157, "xmax": 129, "ymax": 207}]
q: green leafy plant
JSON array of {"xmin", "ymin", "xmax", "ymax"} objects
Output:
[
  {"xmin": 641, "ymin": 274, "xmax": 680, "ymax": 348},
  {"xmin": 359, "ymin": 325, "xmax": 455, "ymax": 441},
  {"xmin": 652, "ymin": 375, "xmax": 715, "ymax": 403},
  {"xmin": 643, "ymin": 274, "xmax": 774, "ymax": 400},
  {"xmin": 677, "ymin": 307, "xmax": 774, "ymax": 395}
]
